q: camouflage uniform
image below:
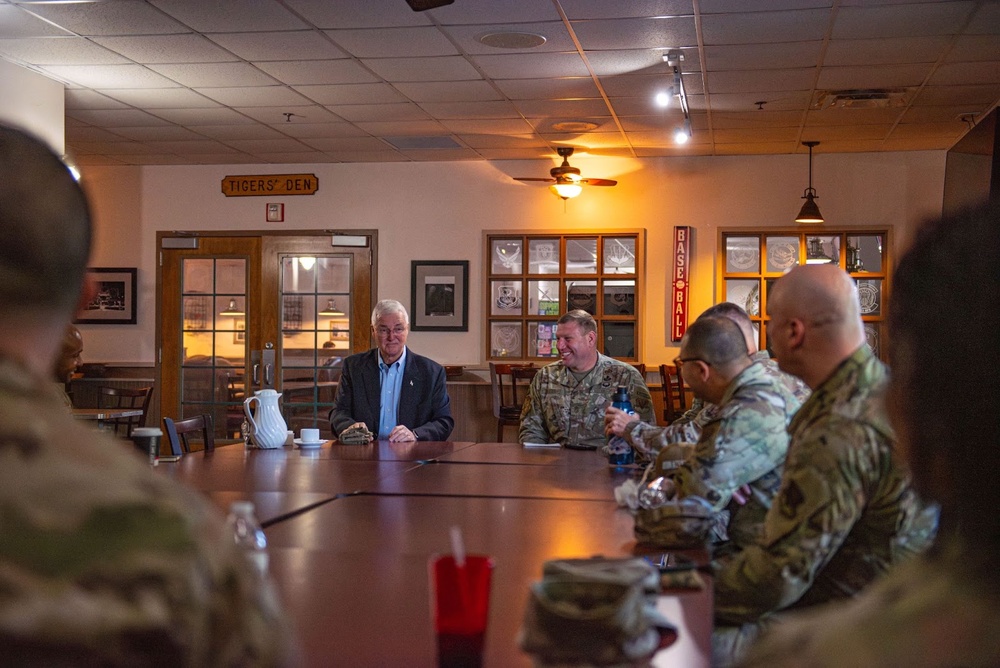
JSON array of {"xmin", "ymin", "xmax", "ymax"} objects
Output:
[
  {"xmin": 712, "ymin": 346, "xmax": 938, "ymax": 666},
  {"xmin": 670, "ymin": 361, "xmax": 801, "ymax": 549},
  {"xmin": 739, "ymin": 537, "xmax": 1000, "ymax": 667},
  {"xmin": 519, "ymin": 354, "xmax": 654, "ymax": 449},
  {"xmin": 0, "ymin": 357, "xmax": 295, "ymax": 666},
  {"xmin": 625, "ymin": 351, "xmax": 810, "ymax": 463}
]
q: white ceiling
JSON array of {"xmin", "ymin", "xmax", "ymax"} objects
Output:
[{"xmin": 1, "ymin": 0, "xmax": 997, "ymax": 166}]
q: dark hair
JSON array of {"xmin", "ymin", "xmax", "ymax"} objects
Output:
[
  {"xmin": 558, "ymin": 309, "xmax": 597, "ymax": 335},
  {"xmin": 700, "ymin": 301, "xmax": 752, "ymax": 329},
  {"xmin": 682, "ymin": 316, "xmax": 748, "ymax": 367},
  {"xmin": 0, "ymin": 125, "xmax": 91, "ymax": 317},
  {"xmin": 888, "ymin": 200, "xmax": 1000, "ymax": 552}
]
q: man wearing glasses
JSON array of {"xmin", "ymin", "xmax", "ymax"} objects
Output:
[{"xmin": 330, "ymin": 299, "xmax": 454, "ymax": 442}]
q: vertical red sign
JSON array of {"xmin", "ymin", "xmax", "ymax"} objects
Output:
[{"xmin": 671, "ymin": 226, "xmax": 691, "ymax": 342}]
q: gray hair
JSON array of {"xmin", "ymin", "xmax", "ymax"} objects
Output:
[{"xmin": 371, "ymin": 299, "xmax": 409, "ymax": 328}]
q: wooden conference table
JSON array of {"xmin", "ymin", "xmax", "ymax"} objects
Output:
[{"xmin": 158, "ymin": 440, "xmax": 713, "ymax": 667}]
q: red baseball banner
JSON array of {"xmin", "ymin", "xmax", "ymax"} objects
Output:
[{"xmin": 671, "ymin": 226, "xmax": 691, "ymax": 342}]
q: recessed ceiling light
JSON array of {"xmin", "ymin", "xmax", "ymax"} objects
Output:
[
  {"xmin": 477, "ymin": 32, "xmax": 547, "ymax": 49},
  {"xmin": 550, "ymin": 121, "xmax": 599, "ymax": 133}
]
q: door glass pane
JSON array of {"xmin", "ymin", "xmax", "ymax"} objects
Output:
[
  {"xmin": 183, "ymin": 258, "xmax": 213, "ymax": 294},
  {"xmin": 566, "ymin": 238, "xmax": 597, "ymax": 273},
  {"xmin": 604, "ymin": 280, "xmax": 636, "ymax": 316},
  {"xmin": 726, "ymin": 236, "xmax": 760, "ymax": 273},
  {"xmin": 282, "ymin": 257, "xmax": 318, "ymax": 293},
  {"xmin": 490, "ymin": 322, "xmax": 522, "ymax": 358},
  {"xmin": 765, "ymin": 236, "xmax": 799, "ymax": 273},
  {"xmin": 527, "ymin": 279, "xmax": 559, "ymax": 316},
  {"xmin": 847, "ymin": 234, "xmax": 883, "ymax": 273},
  {"xmin": 528, "ymin": 321, "xmax": 559, "ymax": 358},
  {"xmin": 491, "ymin": 238, "xmax": 522, "ymax": 274},
  {"xmin": 491, "ymin": 279, "xmax": 523, "ymax": 316},
  {"xmin": 316, "ymin": 256, "xmax": 351, "ymax": 292},
  {"xmin": 566, "ymin": 280, "xmax": 596, "ymax": 314},
  {"xmin": 856, "ymin": 278, "xmax": 882, "ymax": 316},
  {"xmin": 725, "ymin": 279, "xmax": 760, "ymax": 318},
  {"xmin": 216, "ymin": 258, "xmax": 246, "ymax": 294},
  {"xmin": 603, "ymin": 237, "xmax": 636, "ymax": 274},
  {"xmin": 805, "ymin": 236, "xmax": 839, "ymax": 265},
  {"xmin": 603, "ymin": 322, "xmax": 636, "ymax": 358},
  {"xmin": 864, "ymin": 322, "xmax": 881, "ymax": 357},
  {"xmin": 528, "ymin": 239, "xmax": 560, "ymax": 274}
]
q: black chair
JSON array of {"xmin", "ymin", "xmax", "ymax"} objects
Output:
[
  {"xmin": 97, "ymin": 385, "xmax": 153, "ymax": 437},
  {"xmin": 163, "ymin": 414, "xmax": 216, "ymax": 455}
]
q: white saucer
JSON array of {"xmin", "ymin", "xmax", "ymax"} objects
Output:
[{"xmin": 293, "ymin": 438, "xmax": 327, "ymax": 448}]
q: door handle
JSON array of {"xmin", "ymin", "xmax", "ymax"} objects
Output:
[{"xmin": 252, "ymin": 363, "xmax": 260, "ymax": 385}]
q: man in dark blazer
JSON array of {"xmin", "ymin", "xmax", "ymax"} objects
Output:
[{"xmin": 329, "ymin": 299, "xmax": 454, "ymax": 442}]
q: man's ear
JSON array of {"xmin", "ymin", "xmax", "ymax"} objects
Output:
[{"xmin": 787, "ymin": 318, "xmax": 806, "ymax": 350}]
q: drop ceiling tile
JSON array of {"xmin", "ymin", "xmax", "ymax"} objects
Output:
[
  {"xmin": 418, "ymin": 100, "xmax": 521, "ymax": 119},
  {"xmin": 430, "ymin": 2, "xmax": 561, "ymax": 24},
  {"xmin": 148, "ymin": 0, "xmax": 310, "ymax": 32},
  {"xmin": 705, "ymin": 110, "xmax": 807, "ymax": 129},
  {"xmin": 266, "ymin": 122, "xmax": 367, "ymax": 138},
  {"xmin": 618, "ymin": 115, "xmax": 683, "ymax": 132},
  {"xmin": 13, "ymin": 1, "xmax": 186, "ymax": 36},
  {"xmin": 966, "ymin": 2, "xmax": 1000, "ymax": 35},
  {"xmin": 193, "ymin": 153, "xmax": 260, "ymax": 164},
  {"xmin": 477, "ymin": 147, "xmax": 553, "ymax": 159},
  {"xmin": 65, "ymin": 89, "xmax": 131, "ymax": 110},
  {"xmin": 588, "ymin": 49, "xmax": 696, "ymax": 78},
  {"xmin": 149, "ymin": 108, "xmax": 260, "ymax": 125},
  {"xmin": 823, "ymin": 36, "xmax": 950, "ymax": 68},
  {"xmin": 817, "ymin": 63, "xmax": 933, "ymax": 90},
  {"xmin": 194, "ymin": 86, "xmax": 314, "ymax": 107},
  {"xmin": 563, "ymin": 1, "xmax": 694, "ymax": 20},
  {"xmin": 72, "ymin": 154, "xmax": 128, "ymax": 166},
  {"xmin": 495, "ymin": 77, "xmax": 601, "ymax": 100},
  {"xmin": 107, "ymin": 126, "xmax": 208, "ymax": 141},
  {"xmin": 354, "ymin": 120, "xmax": 451, "ymax": 135},
  {"xmin": 703, "ymin": 41, "xmax": 822, "ymax": 71},
  {"xmin": 806, "ymin": 124, "xmax": 893, "ymax": 140},
  {"xmin": 901, "ymin": 106, "xmax": 979, "ymax": 124},
  {"xmin": 0, "ymin": 8, "xmax": 71, "ymax": 37},
  {"xmin": 442, "ymin": 22, "xmax": 574, "ymax": 54},
  {"xmin": 833, "ymin": 3, "xmax": 976, "ymax": 40},
  {"xmin": 65, "ymin": 126, "xmax": 134, "ymax": 142},
  {"xmin": 889, "ymin": 121, "xmax": 967, "ymax": 139},
  {"xmin": 394, "ymin": 80, "xmax": 502, "ymax": 103},
  {"xmin": 184, "ymin": 124, "xmax": 289, "ymax": 141},
  {"xmin": 120, "ymin": 154, "xmax": 195, "ymax": 165},
  {"xmin": 41, "ymin": 64, "xmax": 181, "ymax": 88},
  {"xmin": 805, "ymin": 107, "xmax": 902, "ymax": 126},
  {"xmin": 237, "ymin": 106, "xmax": 345, "ymax": 124},
  {"xmin": 712, "ymin": 142, "xmax": 798, "ymax": 155},
  {"xmin": 66, "ymin": 108, "xmax": 173, "ymax": 127},
  {"xmin": 572, "ymin": 16, "xmax": 698, "ymax": 50},
  {"xmin": 439, "ymin": 118, "xmax": 536, "ymax": 134},
  {"xmin": 253, "ymin": 60, "xmax": 378, "ymax": 86},
  {"xmin": 70, "ymin": 140, "xmax": 156, "ymax": 154},
  {"xmin": 713, "ymin": 126, "xmax": 801, "ymax": 143},
  {"xmin": 255, "ymin": 151, "xmax": 339, "ymax": 164},
  {"xmin": 146, "ymin": 139, "xmax": 241, "ymax": 154},
  {"xmin": 206, "ymin": 31, "xmax": 346, "ymax": 61},
  {"xmin": 92, "ymin": 34, "xmax": 238, "ymax": 64},
  {"xmin": 602, "ymin": 73, "xmax": 704, "ymax": 98},
  {"xmin": 701, "ymin": 9, "xmax": 831, "ymax": 45},
  {"xmin": 471, "ymin": 52, "xmax": 590, "ymax": 79},
  {"xmin": 148, "ymin": 62, "xmax": 279, "ymax": 87},
  {"xmin": 700, "ymin": 0, "xmax": 826, "ymax": 12},
  {"xmin": 282, "ymin": 0, "xmax": 432, "ymax": 29},
  {"xmin": 322, "ymin": 149, "xmax": 408, "ymax": 162},
  {"xmin": 399, "ymin": 147, "xmax": 480, "ymax": 160},
  {"xmin": 608, "ymin": 96, "xmax": 675, "ymax": 116},
  {"xmin": 912, "ymin": 84, "xmax": 1000, "ymax": 107},
  {"xmin": 930, "ymin": 61, "xmax": 1000, "ymax": 86},
  {"xmin": 361, "ymin": 56, "xmax": 482, "ymax": 82},
  {"xmin": 326, "ymin": 102, "xmax": 431, "ymax": 122},
  {"xmin": 457, "ymin": 134, "xmax": 548, "ymax": 149},
  {"xmin": 536, "ymin": 132, "xmax": 628, "ymax": 149},
  {"xmin": 881, "ymin": 136, "xmax": 955, "ymax": 151},
  {"xmin": 0, "ymin": 37, "xmax": 129, "ymax": 65},
  {"xmin": 948, "ymin": 35, "xmax": 1000, "ymax": 62},
  {"xmin": 326, "ymin": 27, "xmax": 458, "ymax": 58},
  {"xmin": 700, "ymin": 91, "xmax": 813, "ymax": 112},
  {"xmin": 292, "ymin": 83, "xmax": 407, "ymax": 105},
  {"xmin": 707, "ymin": 69, "xmax": 816, "ymax": 94},
  {"xmin": 222, "ymin": 138, "xmax": 312, "ymax": 153},
  {"xmin": 526, "ymin": 116, "xmax": 619, "ymax": 133},
  {"xmin": 102, "ymin": 88, "xmax": 221, "ymax": 108},
  {"xmin": 515, "ymin": 98, "xmax": 611, "ymax": 117}
]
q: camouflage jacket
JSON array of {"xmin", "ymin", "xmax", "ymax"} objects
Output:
[
  {"xmin": 0, "ymin": 357, "xmax": 295, "ymax": 666},
  {"xmin": 670, "ymin": 361, "xmax": 802, "ymax": 548},
  {"xmin": 740, "ymin": 537, "xmax": 1000, "ymax": 667},
  {"xmin": 625, "ymin": 351, "xmax": 810, "ymax": 462},
  {"xmin": 519, "ymin": 354, "xmax": 655, "ymax": 449},
  {"xmin": 713, "ymin": 346, "xmax": 938, "ymax": 625}
]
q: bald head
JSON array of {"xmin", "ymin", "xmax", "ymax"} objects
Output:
[
  {"xmin": 53, "ymin": 324, "xmax": 84, "ymax": 384},
  {"xmin": 768, "ymin": 265, "xmax": 865, "ymax": 387}
]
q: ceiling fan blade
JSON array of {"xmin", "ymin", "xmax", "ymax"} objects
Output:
[
  {"xmin": 514, "ymin": 177, "xmax": 556, "ymax": 183},
  {"xmin": 580, "ymin": 178, "xmax": 618, "ymax": 186}
]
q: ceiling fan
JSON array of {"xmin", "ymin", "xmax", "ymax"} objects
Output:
[{"xmin": 514, "ymin": 147, "xmax": 618, "ymax": 200}]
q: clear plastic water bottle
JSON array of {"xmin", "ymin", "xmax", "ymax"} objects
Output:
[
  {"xmin": 608, "ymin": 386, "xmax": 636, "ymax": 467},
  {"xmin": 224, "ymin": 501, "xmax": 268, "ymax": 577}
]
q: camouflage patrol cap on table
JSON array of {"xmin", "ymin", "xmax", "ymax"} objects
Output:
[
  {"xmin": 338, "ymin": 424, "xmax": 374, "ymax": 444},
  {"xmin": 634, "ymin": 496, "xmax": 715, "ymax": 548}
]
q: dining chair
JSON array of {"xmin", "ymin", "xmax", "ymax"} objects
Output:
[
  {"xmin": 489, "ymin": 362, "xmax": 536, "ymax": 442},
  {"xmin": 163, "ymin": 414, "xmax": 216, "ymax": 455},
  {"xmin": 97, "ymin": 385, "xmax": 153, "ymax": 438},
  {"xmin": 658, "ymin": 364, "xmax": 688, "ymax": 424},
  {"xmin": 630, "ymin": 362, "xmax": 646, "ymax": 378}
]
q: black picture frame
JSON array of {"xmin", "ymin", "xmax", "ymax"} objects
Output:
[
  {"xmin": 410, "ymin": 261, "xmax": 469, "ymax": 331},
  {"xmin": 75, "ymin": 267, "xmax": 138, "ymax": 325}
]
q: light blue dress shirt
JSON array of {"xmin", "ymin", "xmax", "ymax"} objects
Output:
[{"xmin": 377, "ymin": 347, "xmax": 407, "ymax": 439}]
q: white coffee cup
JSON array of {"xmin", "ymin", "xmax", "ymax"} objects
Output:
[{"xmin": 300, "ymin": 428, "xmax": 320, "ymax": 443}]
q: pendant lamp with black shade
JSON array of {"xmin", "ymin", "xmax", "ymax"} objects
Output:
[{"xmin": 795, "ymin": 141, "xmax": 825, "ymax": 225}]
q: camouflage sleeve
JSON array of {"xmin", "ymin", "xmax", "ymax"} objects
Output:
[
  {"xmin": 626, "ymin": 368, "xmax": 656, "ymax": 426},
  {"xmin": 713, "ymin": 419, "xmax": 872, "ymax": 624},
  {"xmin": 518, "ymin": 373, "xmax": 551, "ymax": 444},
  {"xmin": 673, "ymin": 396, "xmax": 703, "ymax": 425},
  {"xmin": 624, "ymin": 403, "xmax": 715, "ymax": 457}
]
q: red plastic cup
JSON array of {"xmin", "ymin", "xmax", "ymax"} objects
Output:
[{"xmin": 430, "ymin": 554, "xmax": 494, "ymax": 668}]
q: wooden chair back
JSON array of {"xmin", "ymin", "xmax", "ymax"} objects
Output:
[
  {"xmin": 488, "ymin": 362, "xmax": 536, "ymax": 441},
  {"xmin": 658, "ymin": 364, "xmax": 687, "ymax": 423},
  {"xmin": 630, "ymin": 363, "xmax": 646, "ymax": 378},
  {"xmin": 163, "ymin": 414, "xmax": 216, "ymax": 455},
  {"xmin": 97, "ymin": 385, "xmax": 153, "ymax": 437}
]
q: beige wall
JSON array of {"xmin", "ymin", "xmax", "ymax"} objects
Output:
[
  {"xmin": 0, "ymin": 60, "xmax": 64, "ymax": 156},
  {"xmin": 78, "ymin": 150, "xmax": 946, "ymax": 366}
]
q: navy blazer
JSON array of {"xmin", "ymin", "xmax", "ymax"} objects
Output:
[{"xmin": 328, "ymin": 348, "xmax": 454, "ymax": 442}]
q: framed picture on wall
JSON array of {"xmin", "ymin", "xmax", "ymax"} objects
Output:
[
  {"xmin": 411, "ymin": 261, "xmax": 469, "ymax": 331},
  {"xmin": 74, "ymin": 267, "xmax": 138, "ymax": 325}
]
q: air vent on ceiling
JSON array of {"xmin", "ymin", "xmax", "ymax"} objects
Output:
[
  {"xmin": 812, "ymin": 88, "xmax": 911, "ymax": 110},
  {"xmin": 384, "ymin": 136, "xmax": 462, "ymax": 150}
]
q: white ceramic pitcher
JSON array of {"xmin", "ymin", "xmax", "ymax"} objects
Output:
[{"xmin": 243, "ymin": 389, "xmax": 288, "ymax": 449}]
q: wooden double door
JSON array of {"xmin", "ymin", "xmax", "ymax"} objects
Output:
[{"xmin": 156, "ymin": 231, "xmax": 376, "ymax": 439}]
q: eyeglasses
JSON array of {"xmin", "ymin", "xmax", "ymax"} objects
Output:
[
  {"xmin": 673, "ymin": 356, "xmax": 707, "ymax": 370},
  {"xmin": 375, "ymin": 326, "xmax": 407, "ymax": 338}
]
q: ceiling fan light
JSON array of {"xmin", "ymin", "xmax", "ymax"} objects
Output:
[
  {"xmin": 550, "ymin": 182, "xmax": 582, "ymax": 200},
  {"xmin": 795, "ymin": 191, "xmax": 825, "ymax": 224}
]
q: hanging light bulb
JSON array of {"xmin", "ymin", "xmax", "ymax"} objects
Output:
[
  {"xmin": 549, "ymin": 181, "xmax": 583, "ymax": 200},
  {"xmin": 219, "ymin": 298, "xmax": 245, "ymax": 316},
  {"xmin": 318, "ymin": 299, "xmax": 345, "ymax": 316},
  {"xmin": 299, "ymin": 256, "xmax": 316, "ymax": 270},
  {"xmin": 674, "ymin": 118, "xmax": 692, "ymax": 145},
  {"xmin": 795, "ymin": 141, "xmax": 825, "ymax": 224}
]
